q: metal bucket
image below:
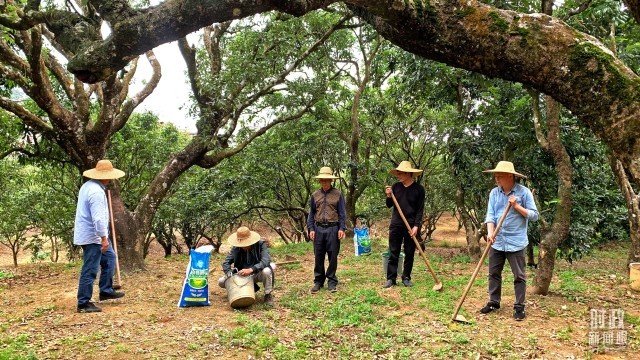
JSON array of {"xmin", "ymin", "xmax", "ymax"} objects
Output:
[
  {"xmin": 225, "ymin": 274, "xmax": 256, "ymax": 308},
  {"xmin": 381, "ymin": 251, "xmax": 404, "ymax": 277},
  {"xmin": 630, "ymin": 263, "xmax": 640, "ymax": 292}
]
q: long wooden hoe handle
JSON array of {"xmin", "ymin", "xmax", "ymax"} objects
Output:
[
  {"xmin": 107, "ymin": 190, "xmax": 122, "ymax": 287},
  {"xmin": 390, "ymin": 191, "xmax": 442, "ymax": 288},
  {"xmin": 451, "ymin": 203, "xmax": 512, "ymax": 321}
]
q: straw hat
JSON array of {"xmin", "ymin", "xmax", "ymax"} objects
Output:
[
  {"xmin": 227, "ymin": 226, "xmax": 261, "ymax": 247},
  {"xmin": 390, "ymin": 161, "xmax": 423, "ymax": 177},
  {"xmin": 313, "ymin": 167, "xmax": 340, "ymax": 180},
  {"xmin": 483, "ymin": 161, "xmax": 527, "ymax": 178},
  {"xmin": 82, "ymin": 160, "xmax": 125, "ymax": 180}
]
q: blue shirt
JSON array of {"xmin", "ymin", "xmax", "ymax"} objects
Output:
[
  {"xmin": 485, "ymin": 183, "xmax": 539, "ymax": 252},
  {"xmin": 73, "ymin": 180, "xmax": 109, "ymax": 246}
]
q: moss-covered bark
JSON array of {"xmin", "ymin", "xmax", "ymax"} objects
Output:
[
  {"xmin": 530, "ymin": 96, "xmax": 572, "ymax": 295},
  {"xmin": 353, "ymin": 0, "xmax": 640, "ymax": 190},
  {"xmin": 38, "ymin": 0, "xmax": 640, "ymax": 188}
]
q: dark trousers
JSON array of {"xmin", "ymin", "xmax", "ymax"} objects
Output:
[
  {"xmin": 313, "ymin": 225, "xmax": 340, "ymax": 287},
  {"xmin": 488, "ymin": 247, "xmax": 526, "ymax": 308},
  {"xmin": 387, "ymin": 226, "xmax": 416, "ymax": 282}
]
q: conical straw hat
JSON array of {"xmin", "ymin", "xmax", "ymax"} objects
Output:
[
  {"xmin": 482, "ymin": 161, "xmax": 527, "ymax": 178},
  {"xmin": 390, "ymin": 161, "xmax": 423, "ymax": 177}
]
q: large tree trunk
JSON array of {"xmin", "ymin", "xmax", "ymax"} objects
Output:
[
  {"xmin": 109, "ymin": 188, "xmax": 145, "ymax": 271},
  {"xmin": 526, "ymin": 244, "xmax": 536, "ymax": 268},
  {"xmin": 345, "ymin": 190, "xmax": 357, "ymax": 233},
  {"xmin": 454, "ymin": 186, "xmax": 482, "ymax": 262},
  {"xmin": 529, "ymin": 1, "xmax": 573, "ymax": 295},
  {"xmin": 609, "ymin": 155, "xmax": 640, "ymax": 271},
  {"xmin": 530, "ymin": 95, "xmax": 573, "ymax": 295}
]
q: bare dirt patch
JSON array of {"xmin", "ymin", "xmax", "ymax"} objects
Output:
[{"xmin": 1, "ymin": 216, "xmax": 638, "ymax": 359}]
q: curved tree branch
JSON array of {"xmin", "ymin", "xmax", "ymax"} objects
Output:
[
  {"xmin": 178, "ymin": 37, "xmax": 204, "ymax": 107},
  {"xmin": 0, "ymin": 65, "xmax": 30, "ymax": 91},
  {"xmin": 27, "ymin": 26, "xmax": 73, "ymax": 122},
  {"xmin": 527, "ymin": 88, "xmax": 550, "ymax": 150},
  {"xmin": 64, "ymin": 0, "xmax": 336, "ymax": 82},
  {"xmin": 0, "ymin": 95, "xmax": 54, "ymax": 132},
  {"xmin": 561, "ymin": 0, "xmax": 594, "ymax": 21},
  {"xmin": 42, "ymin": 50, "xmax": 75, "ymax": 104},
  {"xmin": 204, "ymin": 22, "xmax": 232, "ymax": 78},
  {"xmin": 198, "ymin": 101, "xmax": 316, "ymax": 168},
  {"xmin": 115, "ymin": 51, "xmax": 162, "ymax": 130}
]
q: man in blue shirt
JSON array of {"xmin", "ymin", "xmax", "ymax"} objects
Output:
[
  {"xmin": 480, "ymin": 161, "xmax": 539, "ymax": 321},
  {"xmin": 74, "ymin": 160, "xmax": 126, "ymax": 313}
]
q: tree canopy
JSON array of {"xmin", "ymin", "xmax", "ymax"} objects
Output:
[{"xmin": 3, "ymin": 0, "xmax": 640, "ymax": 186}]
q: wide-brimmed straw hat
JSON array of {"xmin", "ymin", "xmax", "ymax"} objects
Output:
[
  {"xmin": 313, "ymin": 166, "xmax": 340, "ymax": 180},
  {"xmin": 390, "ymin": 161, "xmax": 423, "ymax": 177},
  {"xmin": 227, "ymin": 226, "xmax": 261, "ymax": 247},
  {"xmin": 82, "ymin": 160, "xmax": 125, "ymax": 180},
  {"xmin": 483, "ymin": 161, "xmax": 527, "ymax": 178}
]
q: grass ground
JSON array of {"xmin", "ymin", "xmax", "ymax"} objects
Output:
[{"xmin": 1, "ymin": 232, "xmax": 639, "ymax": 359}]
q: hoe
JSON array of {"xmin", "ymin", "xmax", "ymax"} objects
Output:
[{"xmin": 451, "ymin": 203, "xmax": 512, "ymax": 323}]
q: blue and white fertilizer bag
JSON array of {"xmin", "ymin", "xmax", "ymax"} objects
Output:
[
  {"xmin": 353, "ymin": 227, "xmax": 372, "ymax": 256},
  {"xmin": 178, "ymin": 245, "xmax": 214, "ymax": 307}
]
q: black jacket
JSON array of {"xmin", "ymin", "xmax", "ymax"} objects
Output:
[
  {"xmin": 222, "ymin": 240, "xmax": 271, "ymax": 274},
  {"xmin": 385, "ymin": 181, "xmax": 425, "ymax": 229}
]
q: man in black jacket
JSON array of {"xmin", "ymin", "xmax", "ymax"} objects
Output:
[
  {"xmin": 384, "ymin": 161, "xmax": 425, "ymax": 288},
  {"xmin": 218, "ymin": 227, "xmax": 275, "ymax": 306}
]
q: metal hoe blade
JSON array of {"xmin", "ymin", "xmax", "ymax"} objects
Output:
[{"xmin": 452, "ymin": 313, "xmax": 472, "ymax": 324}]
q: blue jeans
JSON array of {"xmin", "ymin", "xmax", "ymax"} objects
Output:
[{"xmin": 77, "ymin": 241, "xmax": 116, "ymax": 306}]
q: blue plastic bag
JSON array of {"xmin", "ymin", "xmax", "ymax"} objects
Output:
[
  {"xmin": 178, "ymin": 245, "xmax": 213, "ymax": 307},
  {"xmin": 353, "ymin": 227, "xmax": 371, "ymax": 256}
]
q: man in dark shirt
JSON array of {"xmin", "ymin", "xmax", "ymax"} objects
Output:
[
  {"xmin": 384, "ymin": 161, "xmax": 425, "ymax": 288},
  {"xmin": 219, "ymin": 227, "xmax": 275, "ymax": 306},
  {"xmin": 307, "ymin": 167, "xmax": 347, "ymax": 293}
]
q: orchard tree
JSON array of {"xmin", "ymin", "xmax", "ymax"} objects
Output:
[
  {"xmin": 377, "ymin": 64, "xmax": 453, "ymax": 246},
  {"xmin": 0, "ymin": 2, "xmax": 347, "ymax": 270},
  {"xmin": 0, "ymin": 161, "xmax": 39, "ymax": 267},
  {"xmin": 0, "ymin": 0, "xmax": 161, "ymax": 270},
  {"xmin": 30, "ymin": 162, "xmax": 78, "ymax": 263},
  {"xmin": 527, "ymin": 89, "xmax": 573, "ymax": 295},
  {"xmin": 324, "ymin": 20, "xmax": 391, "ymax": 230},
  {"xmin": 214, "ymin": 116, "xmax": 345, "ymax": 244},
  {"xmin": 525, "ymin": 0, "xmax": 573, "ymax": 295}
]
